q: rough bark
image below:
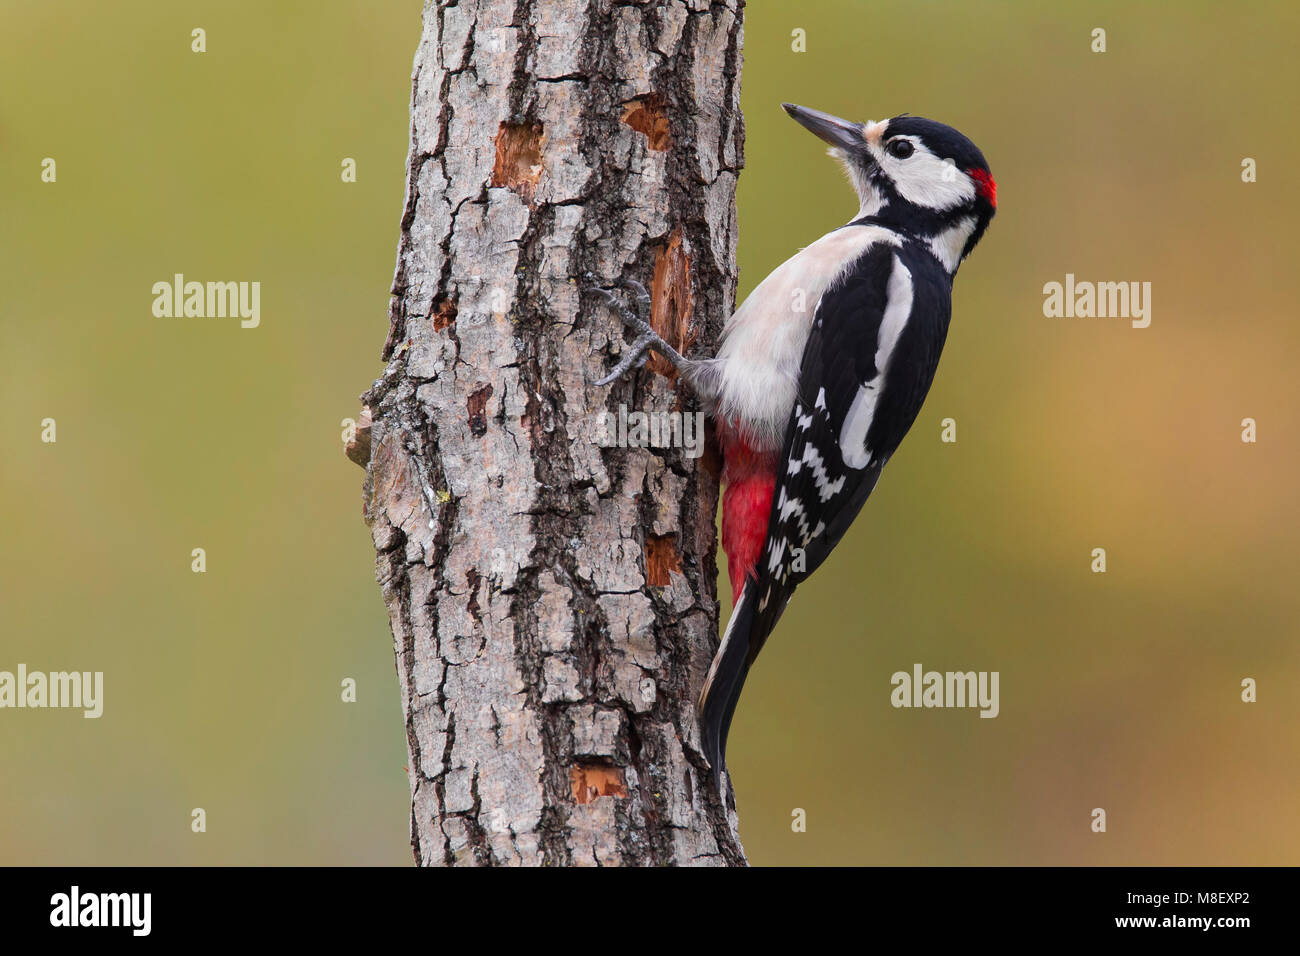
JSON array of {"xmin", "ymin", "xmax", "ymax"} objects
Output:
[{"xmin": 359, "ymin": 0, "xmax": 746, "ymax": 866}]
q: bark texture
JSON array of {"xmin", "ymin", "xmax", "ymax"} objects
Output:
[{"xmin": 361, "ymin": 0, "xmax": 746, "ymax": 866}]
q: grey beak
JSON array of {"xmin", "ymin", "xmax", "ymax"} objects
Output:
[{"xmin": 782, "ymin": 103, "xmax": 864, "ymax": 150}]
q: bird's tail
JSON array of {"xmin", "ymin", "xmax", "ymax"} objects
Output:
[{"xmin": 698, "ymin": 582, "xmax": 759, "ymax": 795}]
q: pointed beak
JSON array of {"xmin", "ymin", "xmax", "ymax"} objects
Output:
[{"xmin": 782, "ymin": 103, "xmax": 865, "ymax": 150}]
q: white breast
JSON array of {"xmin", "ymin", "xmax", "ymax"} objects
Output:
[{"xmin": 714, "ymin": 224, "xmax": 900, "ymax": 451}]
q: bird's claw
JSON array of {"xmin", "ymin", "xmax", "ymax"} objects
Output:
[
  {"xmin": 613, "ymin": 277, "xmax": 651, "ymax": 321},
  {"xmin": 592, "ymin": 331, "xmax": 655, "ymax": 386},
  {"xmin": 588, "ymin": 277, "xmax": 684, "ymax": 385},
  {"xmin": 590, "ymin": 285, "xmax": 653, "ymax": 338},
  {"xmin": 582, "ymin": 272, "xmax": 650, "ymax": 322}
]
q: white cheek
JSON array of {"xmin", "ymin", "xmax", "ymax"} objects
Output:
[{"xmin": 886, "ymin": 148, "xmax": 976, "ymax": 211}]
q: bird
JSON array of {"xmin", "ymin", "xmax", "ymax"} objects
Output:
[{"xmin": 593, "ymin": 103, "xmax": 997, "ymax": 795}]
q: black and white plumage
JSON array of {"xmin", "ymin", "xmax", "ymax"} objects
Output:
[
  {"xmin": 736, "ymin": 233, "xmax": 956, "ymax": 699},
  {"xmin": 596, "ymin": 103, "xmax": 997, "ymax": 797}
]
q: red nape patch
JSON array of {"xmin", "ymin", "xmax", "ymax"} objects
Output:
[{"xmin": 969, "ymin": 167, "xmax": 997, "ymax": 208}]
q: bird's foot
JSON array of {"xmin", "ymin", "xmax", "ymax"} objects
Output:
[{"xmin": 588, "ymin": 275, "xmax": 687, "ymax": 385}]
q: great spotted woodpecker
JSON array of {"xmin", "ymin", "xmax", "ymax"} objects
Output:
[{"xmin": 595, "ymin": 103, "xmax": 997, "ymax": 793}]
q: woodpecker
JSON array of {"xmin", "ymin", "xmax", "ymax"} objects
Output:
[{"xmin": 595, "ymin": 103, "xmax": 997, "ymax": 793}]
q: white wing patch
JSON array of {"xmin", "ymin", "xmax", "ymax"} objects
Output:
[
  {"xmin": 839, "ymin": 385, "xmax": 880, "ymax": 470},
  {"xmin": 714, "ymin": 226, "xmax": 902, "ymax": 452},
  {"xmin": 838, "ymin": 254, "xmax": 915, "ymax": 469}
]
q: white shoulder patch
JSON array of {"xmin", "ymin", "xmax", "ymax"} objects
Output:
[
  {"xmin": 838, "ymin": 253, "xmax": 914, "ymax": 469},
  {"xmin": 714, "ymin": 226, "xmax": 901, "ymax": 451}
]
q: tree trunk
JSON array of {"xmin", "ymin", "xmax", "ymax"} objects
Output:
[{"xmin": 358, "ymin": 0, "xmax": 746, "ymax": 866}]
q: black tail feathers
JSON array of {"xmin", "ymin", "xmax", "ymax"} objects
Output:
[{"xmin": 698, "ymin": 587, "xmax": 758, "ymax": 795}]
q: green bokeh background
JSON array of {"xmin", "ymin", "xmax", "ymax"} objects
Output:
[{"xmin": 3, "ymin": 1, "xmax": 1297, "ymax": 865}]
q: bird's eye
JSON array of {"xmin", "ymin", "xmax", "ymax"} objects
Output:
[{"xmin": 886, "ymin": 139, "xmax": 914, "ymax": 159}]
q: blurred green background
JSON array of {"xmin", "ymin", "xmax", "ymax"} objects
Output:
[{"xmin": 2, "ymin": 0, "xmax": 1297, "ymax": 865}]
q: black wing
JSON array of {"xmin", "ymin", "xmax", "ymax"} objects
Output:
[
  {"xmin": 700, "ymin": 240, "xmax": 952, "ymax": 785},
  {"xmin": 751, "ymin": 242, "xmax": 950, "ymax": 640}
]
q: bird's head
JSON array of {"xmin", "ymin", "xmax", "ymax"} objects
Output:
[{"xmin": 783, "ymin": 103, "xmax": 996, "ymax": 273}]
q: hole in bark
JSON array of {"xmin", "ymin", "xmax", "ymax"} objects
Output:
[
  {"xmin": 491, "ymin": 121, "xmax": 545, "ymax": 204},
  {"xmin": 432, "ymin": 296, "xmax": 458, "ymax": 332},
  {"xmin": 647, "ymin": 227, "xmax": 695, "ymax": 379},
  {"xmin": 620, "ymin": 94, "xmax": 672, "ymax": 151},
  {"xmin": 467, "ymin": 384, "xmax": 494, "ymax": 437},
  {"xmin": 570, "ymin": 764, "xmax": 627, "ymax": 804},
  {"xmin": 645, "ymin": 533, "xmax": 682, "ymax": 587}
]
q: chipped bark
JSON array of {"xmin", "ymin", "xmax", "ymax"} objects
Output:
[
  {"xmin": 647, "ymin": 227, "xmax": 695, "ymax": 379},
  {"xmin": 570, "ymin": 764, "xmax": 629, "ymax": 804},
  {"xmin": 621, "ymin": 94, "xmax": 673, "ymax": 151},
  {"xmin": 345, "ymin": 405, "xmax": 373, "ymax": 467},
  {"xmin": 491, "ymin": 121, "xmax": 546, "ymax": 204},
  {"xmin": 644, "ymin": 533, "xmax": 683, "ymax": 587},
  {"xmin": 431, "ymin": 297, "xmax": 457, "ymax": 331},
  {"xmin": 361, "ymin": 0, "xmax": 746, "ymax": 867}
]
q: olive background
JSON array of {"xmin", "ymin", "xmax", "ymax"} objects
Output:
[{"xmin": 2, "ymin": 0, "xmax": 1297, "ymax": 865}]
